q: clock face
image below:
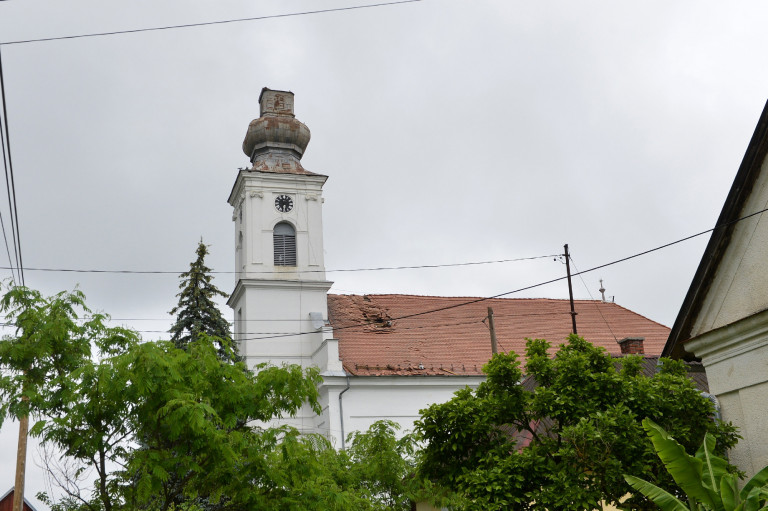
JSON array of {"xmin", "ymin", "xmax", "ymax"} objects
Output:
[{"xmin": 275, "ymin": 194, "xmax": 294, "ymax": 213}]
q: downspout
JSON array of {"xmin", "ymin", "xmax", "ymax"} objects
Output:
[
  {"xmin": 338, "ymin": 375, "xmax": 351, "ymax": 449},
  {"xmin": 701, "ymin": 391, "xmax": 722, "ymax": 422}
]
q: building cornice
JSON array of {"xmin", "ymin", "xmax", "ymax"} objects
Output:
[
  {"xmin": 227, "ymin": 278, "xmax": 333, "ymax": 307},
  {"xmin": 227, "ymin": 169, "xmax": 328, "ymax": 205},
  {"xmin": 685, "ymin": 307, "xmax": 768, "ymax": 366}
]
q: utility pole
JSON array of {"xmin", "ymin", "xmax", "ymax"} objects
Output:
[
  {"xmin": 564, "ymin": 244, "xmax": 578, "ymax": 335},
  {"xmin": 487, "ymin": 307, "xmax": 498, "ymax": 354},
  {"xmin": 13, "ymin": 394, "xmax": 28, "ymax": 511}
]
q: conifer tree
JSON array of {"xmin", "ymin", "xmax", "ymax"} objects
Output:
[{"xmin": 170, "ymin": 240, "xmax": 236, "ymax": 361}]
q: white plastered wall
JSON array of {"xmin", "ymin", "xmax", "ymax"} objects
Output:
[
  {"xmin": 228, "ymin": 170, "xmax": 335, "ymax": 436},
  {"xmin": 686, "ymin": 309, "xmax": 768, "ymax": 477},
  {"xmin": 318, "ymin": 375, "xmax": 485, "ymax": 448}
]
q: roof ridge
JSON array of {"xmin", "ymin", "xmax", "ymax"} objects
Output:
[{"xmin": 599, "ymin": 300, "xmax": 671, "ymax": 329}]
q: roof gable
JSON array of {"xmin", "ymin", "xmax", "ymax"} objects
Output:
[
  {"xmin": 0, "ymin": 487, "xmax": 39, "ymax": 511},
  {"xmin": 665, "ymin": 100, "xmax": 768, "ymax": 358},
  {"xmin": 328, "ymin": 294, "xmax": 670, "ymax": 376}
]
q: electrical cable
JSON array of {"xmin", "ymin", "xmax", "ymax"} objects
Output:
[
  {"xmin": 9, "ymin": 206, "xmax": 764, "ymax": 332},
  {"xmin": 0, "ymin": 46, "xmax": 21, "ymax": 285},
  {"xmin": 0, "ymin": 0, "xmax": 423, "ymax": 46},
  {"xmin": 28, "ymin": 310, "xmax": 577, "ymax": 334},
  {"xmin": 0, "ymin": 253, "xmax": 559, "ymax": 275},
  {"xmin": 3, "ymin": 206, "xmax": 764, "ymax": 336},
  {"xmin": 569, "ymin": 255, "xmax": 617, "ymax": 342},
  {"xmin": 129, "ymin": 317, "xmax": 485, "ymax": 336},
  {"xmin": 235, "ymin": 204, "xmax": 768, "ymax": 341},
  {"xmin": 0, "ymin": 50, "xmax": 16, "ymax": 284},
  {"xmin": 72, "ymin": 310, "xmax": 573, "ymax": 324}
]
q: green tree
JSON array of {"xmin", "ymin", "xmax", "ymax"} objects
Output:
[
  {"xmin": 25, "ymin": 331, "xmax": 322, "ymax": 511},
  {"xmin": 260, "ymin": 420, "xmax": 457, "ymax": 511},
  {"xmin": 345, "ymin": 420, "xmax": 419, "ymax": 510},
  {"xmin": 257, "ymin": 430, "xmax": 376, "ymax": 510},
  {"xmin": 169, "ymin": 240, "xmax": 235, "ymax": 362},
  {"xmin": 0, "ymin": 285, "xmax": 141, "ymax": 511},
  {"xmin": 0, "ymin": 286, "xmax": 97, "ymax": 425},
  {"xmin": 0, "ymin": 286, "xmax": 321, "ymax": 511},
  {"xmin": 1, "ymin": 286, "xmax": 437, "ymax": 511},
  {"xmin": 125, "ymin": 336, "xmax": 322, "ymax": 510},
  {"xmin": 416, "ymin": 335, "xmax": 739, "ymax": 511}
]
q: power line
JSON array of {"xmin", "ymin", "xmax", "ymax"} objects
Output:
[
  {"xmin": 70, "ymin": 311, "xmax": 574, "ymax": 324},
  {"xmin": 5, "ymin": 206, "xmax": 765, "ymax": 336},
  {"xmin": 14, "ymin": 203, "xmax": 764, "ymax": 335},
  {"xmin": 569, "ymin": 255, "xmax": 617, "ymax": 342},
  {"xmin": 130, "ymin": 318, "xmax": 485, "ymax": 336},
  {"xmin": 9, "ymin": 206, "xmax": 765, "ymax": 334},
  {"xmin": 0, "ymin": 49, "xmax": 16, "ymax": 284},
  {"xmin": 0, "ymin": 0, "xmax": 423, "ymax": 46},
  {"xmin": 0, "ymin": 46, "xmax": 22, "ymax": 285},
  {"xmin": 236, "ymin": 205, "xmax": 768, "ymax": 341},
  {"xmin": 67, "ymin": 310, "xmax": 575, "ymax": 325},
  {"xmin": 0, "ymin": 253, "xmax": 559, "ymax": 275},
  {"xmin": 8, "ymin": 203, "xmax": 763, "ymax": 281}
]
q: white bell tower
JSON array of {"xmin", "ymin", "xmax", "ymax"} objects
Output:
[{"xmin": 227, "ymin": 88, "xmax": 342, "ymax": 436}]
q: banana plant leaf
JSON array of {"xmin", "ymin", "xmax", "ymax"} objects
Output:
[
  {"xmin": 697, "ymin": 433, "xmax": 729, "ymax": 492},
  {"xmin": 643, "ymin": 419, "xmax": 715, "ymax": 509},
  {"xmin": 743, "ymin": 486, "xmax": 761, "ymax": 511},
  {"xmin": 696, "ymin": 432, "xmax": 728, "ymax": 511},
  {"xmin": 720, "ymin": 474, "xmax": 740, "ymax": 511},
  {"xmin": 624, "ymin": 474, "xmax": 691, "ymax": 511},
  {"xmin": 742, "ymin": 465, "xmax": 768, "ymax": 500}
]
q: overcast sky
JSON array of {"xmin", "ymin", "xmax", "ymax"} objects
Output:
[{"xmin": 2, "ymin": 0, "xmax": 768, "ymax": 507}]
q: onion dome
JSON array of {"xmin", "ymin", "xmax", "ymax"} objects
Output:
[{"xmin": 242, "ymin": 88, "xmax": 313, "ymax": 174}]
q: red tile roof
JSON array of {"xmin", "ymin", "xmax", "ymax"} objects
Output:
[{"xmin": 327, "ymin": 294, "xmax": 670, "ymax": 377}]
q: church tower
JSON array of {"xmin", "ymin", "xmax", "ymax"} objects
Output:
[{"xmin": 227, "ymin": 88, "xmax": 341, "ymax": 435}]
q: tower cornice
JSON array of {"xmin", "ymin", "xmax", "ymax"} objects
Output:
[
  {"xmin": 227, "ymin": 278, "xmax": 333, "ymax": 308},
  {"xmin": 227, "ymin": 169, "xmax": 328, "ymax": 206}
]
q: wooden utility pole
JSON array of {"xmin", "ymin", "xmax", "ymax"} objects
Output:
[
  {"xmin": 13, "ymin": 396, "xmax": 28, "ymax": 511},
  {"xmin": 564, "ymin": 244, "xmax": 578, "ymax": 334},
  {"xmin": 487, "ymin": 307, "xmax": 498, "ymax": 354}
]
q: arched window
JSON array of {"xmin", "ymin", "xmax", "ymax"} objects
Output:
[{"xmin": 273, "ymin": 222, "xmax": 296, "ymax": 266}]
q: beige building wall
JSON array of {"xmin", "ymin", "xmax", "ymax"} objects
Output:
[{"xmin": 686, "ymin": 308, "xmax": 768, "ymax": 477}]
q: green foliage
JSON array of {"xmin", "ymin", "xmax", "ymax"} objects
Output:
[
  {"xmin": 416, "ymin": 334, "xmax": 739, "ymax": 511},
  {"xmin": 258, "ymin": 419, "xmax": 458, "ymax": 511},
  {"xmin": 4, "ymin": 286, "xmax": 431, "ymax": 511},
  {"xmin": 0, "ymin": 285, "xmax": 141, "ymax": 511},
  {"xmin": 256, "ymin": 430, "xmax": 375, "ymax": 510},
  {"xmin": 125, "ymin": 336, "xmax": 322, "ymax": 510},
  {"xmin": 345, "ymin": 420, "xmax": 416, "ymax": 510},
  {"xmin": 625, "ymin": 418, "xmax": 768, "ymax": 511},
  {"xmin": 169, "ymin": 240, "xmax": 235, "ymax": 362},
  {"xmin": 30, "ymin": 330, "xmax": 323, "ymax": 511},
  {"xmin": 0, "ymin": 286, "xmax": 112, "ymax": 424}
]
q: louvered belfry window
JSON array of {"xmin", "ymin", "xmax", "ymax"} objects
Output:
[{"xmin": 273, "ymin": 222, "xmax": 297, "ymax": 266}]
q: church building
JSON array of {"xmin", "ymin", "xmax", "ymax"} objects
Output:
[{"xmin": 228, "ymin": 88, "xmax": 671, "ymax": 447}]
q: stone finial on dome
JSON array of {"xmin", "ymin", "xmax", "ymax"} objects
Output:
[{"xmin": 242, "ymin": 88, "xmax": 313, "ymax": 175}]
